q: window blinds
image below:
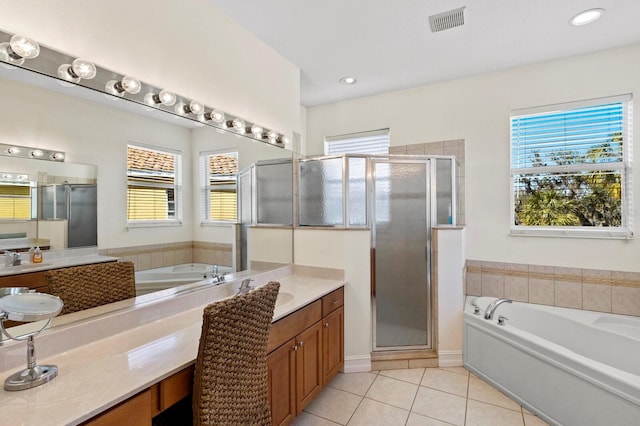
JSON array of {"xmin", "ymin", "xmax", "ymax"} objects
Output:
[{"xmin": 325, "ymin": 129, "xmax": 390, "ymax": 155}]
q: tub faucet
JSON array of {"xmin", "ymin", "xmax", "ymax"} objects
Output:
[
  {"xmin": 211, "ymin": 264, "xmax": 226, "ymax": 283},
  {"xmin": 236, "ymin": 278, "xmax": 254, "ymax": 296},
  {"xmin": 4, "ymin": 251, "xmax": 21, "ymax": 267},
  {"xmin": 484, "ymin": 298, "xmax": 512, "ymax": 320}
]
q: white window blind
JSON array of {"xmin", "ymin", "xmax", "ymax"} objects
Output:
[
  {"xmin": 127, "ymin": 144, "xmax": 182, "ymax": 225},
  {"xmin": 510, "ymin": 94, "xmax": 633, "ymax": 238},
  {"xmin": 200, "ymin": 151, "xmax": 238, "ymax": 222},
  {"xmin": 325, "ymin": 129, "xmax": 390, "ymax": 155},
  {"xmin": 0, "ymin": 183, "xmax": 32, "ymax": 220}
]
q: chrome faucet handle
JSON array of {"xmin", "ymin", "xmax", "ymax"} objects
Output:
[
  {"xmin": 472, "ymin": 304, "xmax": 482, "ymax": 315},
  {"xmin": 497, "ymin": 315, "xmax": 509, "ymax": 326}
]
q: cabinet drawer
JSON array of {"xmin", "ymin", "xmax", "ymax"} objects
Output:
[
  {"xmin": 269, "ymin": 300, "xmax": 321, "ymax": 353},
  {"xmin": 321, "ymin": 287, "xmax": 344, "ymax": 317},
  {"xmin": 158, "ymin": 365, "xmax": 194, "ymax": 412},
  {"xmin": 83, "ymin": 389, "xmax": 151, "ymax": 425}
]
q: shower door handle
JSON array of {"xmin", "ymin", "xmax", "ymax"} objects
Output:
[{"xmin": 371, "ymin": 248, "xmax": 376, "ymax": 297}]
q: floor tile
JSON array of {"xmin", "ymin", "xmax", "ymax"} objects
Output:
[
  {"xmin": 365, "ymin": 375, "xmax": 418, "ymax": 411},
  {"xmin": 292, "ymin": 411, "xmax": 341, "ymax": 425},
  {"xmin": 347, "ymin": 398, "xmax": 409, "ymax": 426},
  {"xmin": 328, "ymin": 372, "xmax": 378, "ymax": 396},
  {"xmin": 379, "ymin": 367, "xmax": 425, "ymax": 385},
  {"xmin": 466, "ymin": 399, "xmax": 524, "ymax": 426},
  {"xmin": 421, "ymin": 368, "xmax": 469, "ymax": 397},
  {"xmin": 440, "ymin": 366, "xmax": 470, "ymax": 376},
  {"xmin": 406, "ymin": 412, "xmax": 453, "ymax": 426},
  {"xmin": 304, "ymin": 386, "xmax": 363, "ymax": 425},
  {"xmin": 411, "ymin": 387, "xmax": 467, "ymax": 426},
  {"xmin": 524, "ymin": 414, "xmax": 550, "ymax": 425},
  {"xmin": 468, "ymin": 376, "xmax": 521, "ymax": 411}
]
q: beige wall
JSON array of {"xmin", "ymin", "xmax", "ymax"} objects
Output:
[{"xmin": 306, "ymin": 44, "xmax": 640, "ymax": 272}]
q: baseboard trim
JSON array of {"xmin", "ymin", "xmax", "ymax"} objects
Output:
[
  {"xmin": 343, "ymin": 355, "xmax": 372, "ymax": 373},
  {"xmin": 438, "ymin": 350, "xmax": 463, "ymax": 367}
]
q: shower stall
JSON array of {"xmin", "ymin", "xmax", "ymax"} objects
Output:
[{"xmin": 298, "ymin": 154, "xmax": 456, "ymax": 352}]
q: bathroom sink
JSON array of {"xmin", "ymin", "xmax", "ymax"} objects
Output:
[
  {"xmin": 276, "ymin": 292, "xmax": 294, "ymax": 307},
  {"xmin": 2, "ymin": 263, "xmax": 52, "ymax": 272}
]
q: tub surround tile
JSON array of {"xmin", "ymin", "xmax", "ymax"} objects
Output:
[
  {"xmin": 504, "ymin": 277, "xmax": 529, "ymax": 302},
  {"xmin": 466, "ymin": 272, "xmax": 482, "ymax": 296},
  {"xmin": 136, "ymin": 253, "xmax": 151, "ymax": 271},
  {"xmin": 347, "ymin": 398, "xmax": 409, "ymax": 426},
  {"xmin": 553, "ymin": 266, "xmax": 582, "ymax": 282},
  {"xmin": 465, "ymin": 399, "xmax": 525, "ymax": 426},
  {"xmin": 412, "ymin": 387, "xmax": 467, "ymax": 426},
  {"xmin": 582, "ymin": 269, "xmax": 611, "ymax": 285},
  {"xmin": 582, "ymin": 283, "xmax": 612, "ymax": 313},
  {"xmin": 611, "ymin": 271, "xmax": 640, "ymax": 288},
  {"xmin": 527, "ymin": 278, "xmax": 554, "ymax": 306},
  {"xmin": 481, "ymin": 273, "xmax": 504, "ymax": 298},
  {"xmin": 554, "ymin": 280, "xmax": 582, "ymax": 309},
  {"xmin": 612, "ymin": 286, "xmax": 640, "ymax": 316}
]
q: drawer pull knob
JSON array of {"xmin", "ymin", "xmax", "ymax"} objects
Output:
[
  {"xmin": 293, "ymin": 345, "xmax": 298, "ymax": 352},
  {"xmin": 298, "ymin": 340, "xmax": 304, "ymax": 347},
  {"xmin": 324, "ymin": 323, "xmax": 329, "ymax": 328},
  {"xmin": 331, "ymin": 300, "xmax": 339, "ymax": 305}
]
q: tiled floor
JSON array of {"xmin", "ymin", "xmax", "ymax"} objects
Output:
[{"xmin": 293, "ymin": 367, "xmax": 549, "ymax": 426}]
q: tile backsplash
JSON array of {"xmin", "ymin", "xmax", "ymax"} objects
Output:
[{"xmin": 466, "ymin": 260, "xmax": 640, "ymax": 317}]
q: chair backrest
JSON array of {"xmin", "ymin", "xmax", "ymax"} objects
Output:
[
  {"xmin": 192, "ymin": 280, "xmax": 280, "ymax": 426},
  {"xmin": 45, "ymin": 261, "xmax": 136, "ymax": 315}
]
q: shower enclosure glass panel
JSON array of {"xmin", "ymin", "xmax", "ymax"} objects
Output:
[
  {"xmin": 373, "ymin": 159, "xmax": 431, "ymax": 349},
  {"xmin": 348, "ymin": 157, "xmax": 367, "ymax": 226},
  {"xmin": 299, "ymin": 157, "xmax": 344, "ymax": 226},
  {"xmin": 435, "ymin": 158, "xmax": 454, "ymax": 225},
  {"xmin": 255, "ymin": 160, "xmax": 293, "ymax": 225}
]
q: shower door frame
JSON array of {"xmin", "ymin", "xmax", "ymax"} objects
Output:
[{"xmin": 371, "ymin": 156, "xmax": 433, "ymax": 352}]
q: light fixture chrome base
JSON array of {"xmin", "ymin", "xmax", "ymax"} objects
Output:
[{"xmin": 4, "ymin": 364, "xmax": 58, "ymax": 391}]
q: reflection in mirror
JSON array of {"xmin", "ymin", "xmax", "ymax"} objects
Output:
[{"xmin": 0, "ymin": 48, "xmax": 293, "ymax": 339}]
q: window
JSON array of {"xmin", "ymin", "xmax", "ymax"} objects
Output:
[
  {"xmin": 510, "ymin": 95, "xmax": 632, "ymax": 238},
  {"xmin": 200, "ymin": 151, "xmax": 238, "ymax": 222},
  {"xmin": 127, "ymin": 144, "xmax": 182, "ymax": 225},
  {"xmin": 0, "ymin": 177, "xmax": 34, "ymax": 220},
  {"xmin": 324, "ymin": 129, "xmax": 390, "ymax": 155}
]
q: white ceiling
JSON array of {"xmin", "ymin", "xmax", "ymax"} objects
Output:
[{"xmin": 208, "ymin": 0, "xmax": 640, "ymax": 107}]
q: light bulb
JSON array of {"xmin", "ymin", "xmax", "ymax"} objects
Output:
[
  {"xmin": 570, "ymin": 8, "xmax": 605, "ymax": 26},
  {"xmin": 7, "ymin": 147, "xmax": 20, "ymax": 155},
  {"xmin": 70, "ymin": 58, "xmax": 96, "ymax": 79},
  {"xmin": 0, "ymin": 42, "xmax": 24, "ymax": 66},
  {"xmin": 105, "ymin": 80, "xmax": 125, "ymax": 97},
  {"xmin": 266, "ymin": 130, "xmax": 278, "ymax": 142},
  {"xmin": 158, "ymin": 90, "xmax": 176, "ymax": 106},
  {"xmin": 188, "ymin": 100, "xmax": 204, "ymax": 115},
  {"xmin": 231, "ymin": 118, "xmax": 245, "ymax": 132},
  {"xmin": 174, "ymin": 102, "xmax": 187, "ymax": 115},
  {"xmin": 120, "ymin": 76, "xmax": 141, "ymax": 94},
  {"xmin": 9, "ymin": 35, "xmax": 40, "ymax": 59},
  {"xmin": 251, "ymin": 124, "xmax": 264, "ymax": 137},
  {"xmin": 57, "ymin": 64, "xmax": 80, "ymax": 83},
  {"xmin": 51, "ymin": 152, "xmax": 65, "ymax": 161},
  {"xmin": 31, "ymin": 149, "xmax": 44, "ymax": 158}
]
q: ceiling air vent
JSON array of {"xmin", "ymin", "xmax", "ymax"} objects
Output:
[{"xmin": 429, "ymin": 6, "xmax": 466, "ymax": 32}]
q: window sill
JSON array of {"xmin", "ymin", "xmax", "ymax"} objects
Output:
[
  {"xmin": 510, "ymin": 227, "xmax": 633, "ymax": 240},
  {"xmin": 127, "ymin": 220, "xmax": 182, "ymax": 229},
  {"xmin": 200, "ymin": 221, "xmax": 238, "ymax": 227}
]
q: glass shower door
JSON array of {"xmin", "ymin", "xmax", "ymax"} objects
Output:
[{"xmin": 372, "ymin": 159, "xmax": 431, "ymax": 350}]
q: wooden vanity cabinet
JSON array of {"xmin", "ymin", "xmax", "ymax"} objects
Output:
[{"xmin": 267, "ymin": 287, "xmax": 344, "ymax": 425}]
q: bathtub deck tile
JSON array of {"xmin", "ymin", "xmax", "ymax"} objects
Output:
[
  {"xmin": 528, "ymin": 278, "xmax": 554, "ymax": 306},
  {"xmin": 554, "ymin": 280, "xmax": 582, "ymax": 309},
  {"xmin": 612, "ymin": 286, "xmax": 640, "ymax": 316},
  {"xmin": 504, "ymin": 277, "xmax": 529, "ymax": 302}
]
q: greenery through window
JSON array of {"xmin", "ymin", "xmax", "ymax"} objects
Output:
[
  {"xmin": 201, "ymin": 151, "xmax": 238, "ymax": 222},
  {"xmin": 127, "ymin": 145, "xmax": 181, "ymax": 223},
  {"xmin": 511, "ymin": 95, "xmax": 632, "ymax": 237}
]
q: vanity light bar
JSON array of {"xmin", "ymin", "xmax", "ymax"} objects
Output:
[
  {"xmin": 0, "ymin": 143, "xmax": 65, "ymax": 162},
  {"xmin": 0, "ymin": 29, "xmax": 292, "ymax": 149}
]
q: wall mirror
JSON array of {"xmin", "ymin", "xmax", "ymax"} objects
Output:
[{"xmin": 0, "ymin": 47, "xmax": 294, "ymax": 339}]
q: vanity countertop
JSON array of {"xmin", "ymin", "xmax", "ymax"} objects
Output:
[
  {"xmin": 0, "ymin": 254, "xmax": 118, "ymax": 277},
  {"xmin": 0, "ymin": 271, "xmax": 344, "ymax": 425}
]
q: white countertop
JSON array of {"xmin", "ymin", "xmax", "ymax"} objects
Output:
[
  {"xmin": 0, "ymin": 271, "xmax": 344, "ymax": 425},
  {"xmin": 0, "ymin": 254, "xmax": 117, "ymax": 277}
]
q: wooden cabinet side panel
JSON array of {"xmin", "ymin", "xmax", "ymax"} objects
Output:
[{"xmin": 268, "ymin": 338, "xmax": 297, "ymax": 426}]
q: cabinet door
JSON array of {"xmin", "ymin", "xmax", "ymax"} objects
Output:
[
  {"xmin": 295, "ymin": 321, "xmax": 323, "ymax": 414},
  {"xmin": 268, "ymin": 338, "xmax": 297, "ymax": 426},
  {"xmin": 322, "ymin": 306, "xmax": 344, "ymax": 385}
]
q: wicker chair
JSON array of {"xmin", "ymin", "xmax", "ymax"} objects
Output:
[
  {"xmin": 192, "ymin": 280, "xmax": 280, "ymax": 426},
  {"xmin": 45, "ymin": 261, "xmax": 136, "ymax": 315}
]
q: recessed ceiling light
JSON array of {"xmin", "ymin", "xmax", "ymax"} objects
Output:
[
  {"xmin": 339, "ymin": 76, "xmax": 357, "ymax": 85},
  {"xmin": 569, "ymin": 8, "xmax": 605, "ymax": 26}
]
